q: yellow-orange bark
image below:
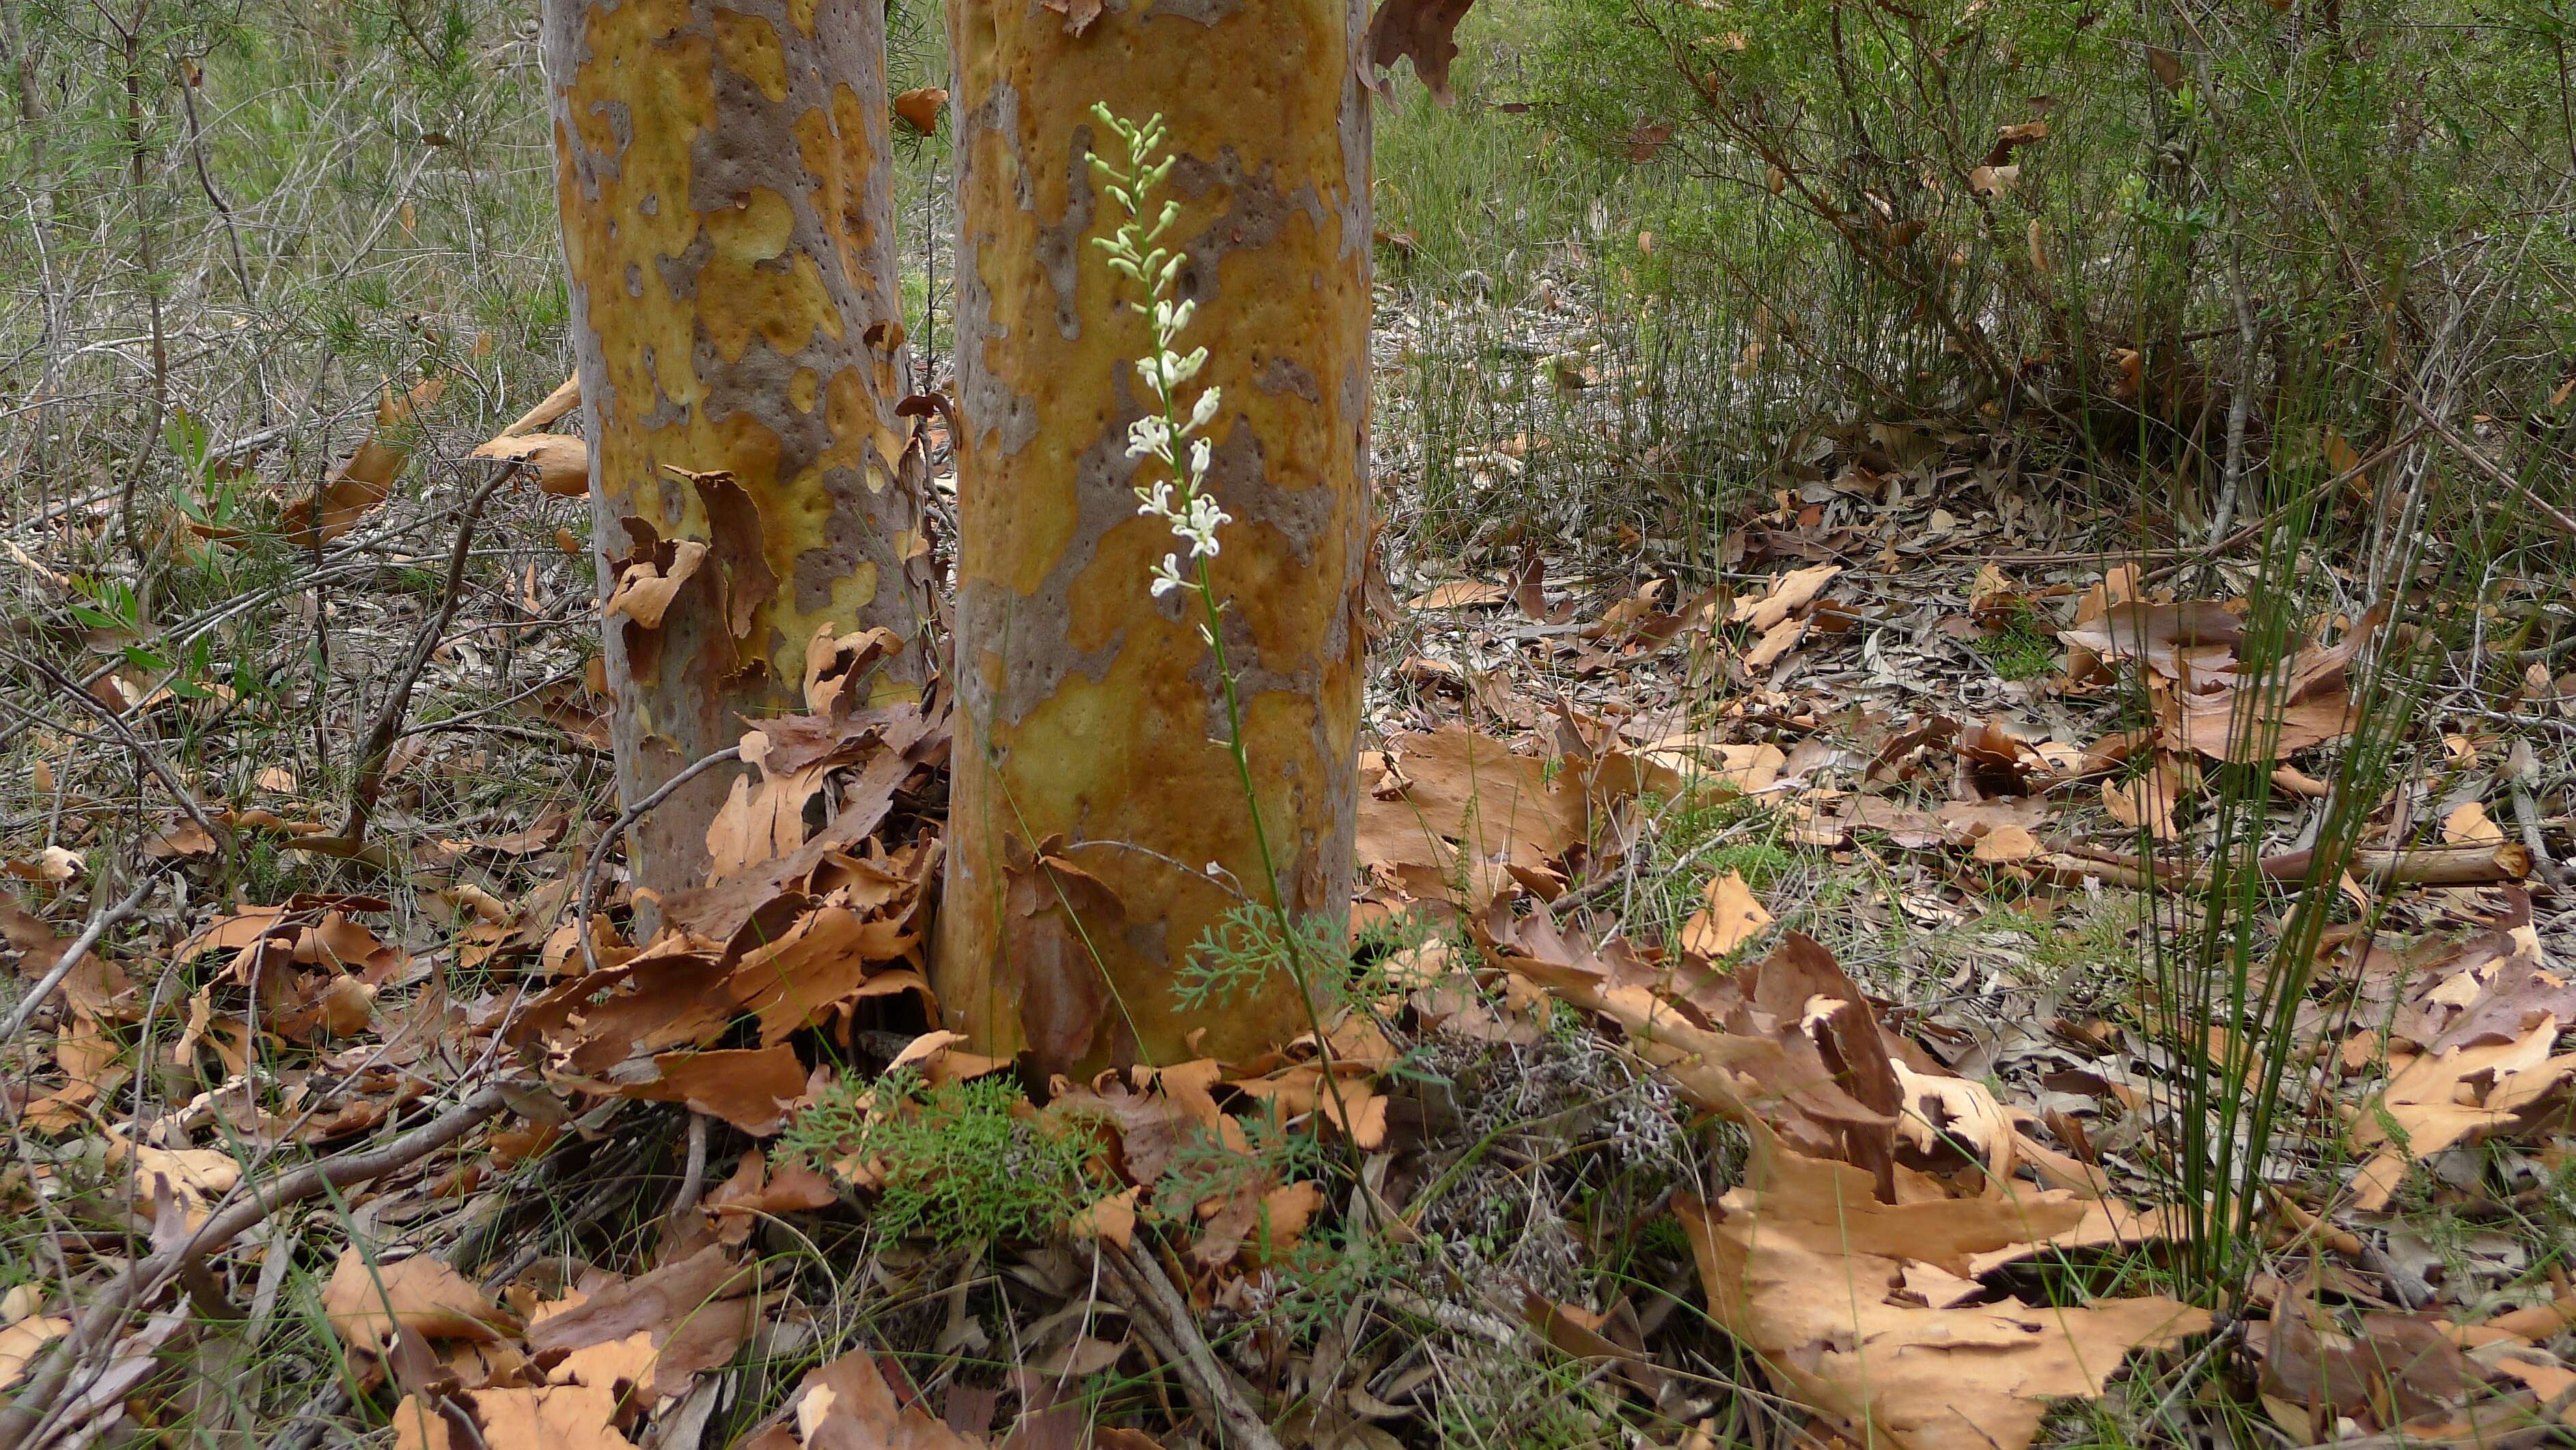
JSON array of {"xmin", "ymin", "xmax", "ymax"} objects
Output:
[
  {"xmin": 543, "ymin": 0, "xmax": 932, "ymax": 902},
  {"xmin": 936, "ymin": 0, "xmax": 1373, "ymax": 1072}
]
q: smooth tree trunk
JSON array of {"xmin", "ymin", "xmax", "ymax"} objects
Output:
[
  {"xmin": 543, "ymin": 0, "xmax": 932, "ymax": 907},
  {"xmin": 937, "ymin": 0, "xmax": 1373, "ymax": 1073}
]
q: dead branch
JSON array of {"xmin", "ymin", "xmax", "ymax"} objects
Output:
[
  {"xmin": 1099, "ymin": 1241, "xmax": 1285, "ymax": 1450},
  {"xmin": 0, "ymin": 1078, "xmax": 516, "ymax": 1450}
]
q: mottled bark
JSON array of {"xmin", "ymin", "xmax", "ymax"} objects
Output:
[
  {"xmin": 543, "ymin": 0, "xmax": 933, "ymax": 905},
  {"xmin": 936, "ymin": 0, "xmax": 1373, "ymax": 1072}
]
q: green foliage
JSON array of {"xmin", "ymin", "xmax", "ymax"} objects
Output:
[
  {"xmin": 1976, "ymin": 613, "xmax": 2060, "ymax": 682},
  {"xmin": 779, "ymin": 1071, "xmax": 1109, "ymax": 1246},
  {"xmin": 1626, "ymin": 789, "xmax": 1792, "ymax": 947},
  {"xmin": 1173, "ymin": 900, "xmax": 1351, "ymax": 1014},
  {"xmin": 1516, "ymin": 0, "xmax": 2576, "ymax": 550}
]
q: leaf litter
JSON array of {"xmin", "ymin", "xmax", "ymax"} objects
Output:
[{"xmin": 11, "ymin": 173, "xmax": 2576, "ymax": 1450}]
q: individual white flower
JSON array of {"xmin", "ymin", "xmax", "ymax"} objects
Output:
[
  {"xmin": 1150, "ymin": 553, "xmax": 1190, "ymax": 598},
  {"xmin": 1135, "ymin": 478, "xmax": 1176, "ymax": 518},
  {"xmin": 1187, "ymin": 387, "xmax": 1221, "ymax": 432},
  {"xmin": 1187, "ymin": 436, "xmax": 1213, "ymax": 481},
  {"xmin": 1126, "ymin": 414, "xmax": 1172, "ymax": 460},
  {"xmin": 1178, "ymin": 493, "xmax": 1230, "ymax": 557}
]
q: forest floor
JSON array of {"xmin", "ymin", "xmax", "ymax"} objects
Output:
[
  {"xmin": 8, "ymin": 271, "xmax": 2576, "ymax": 1450},
  {"xmin": 5, "ymin": 16, "xmax": 2576, "ymax": 1442}
]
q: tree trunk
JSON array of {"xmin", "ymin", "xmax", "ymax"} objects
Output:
[
  {"xmin": 936, "ymin": 0, "xmax": 1373, "ymax": 1073},
  {"xmin": 543, "ymin": 0, "xmax": 932, "ymax": 907}
]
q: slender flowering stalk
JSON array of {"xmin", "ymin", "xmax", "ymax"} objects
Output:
[
  {"xmin": 1087, "ymin": 108, "xmax": 1365, "ymax": 1168},
  {"xmin": 1088, "ymin": 105, "xmax": 1232, "ymax": 606}
]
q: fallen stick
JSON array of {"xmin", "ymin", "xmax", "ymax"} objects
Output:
[
  {"xmin": 2047, "ymin": 839, "xmax": 2530, "ymax": 893},
  {"xmin": 1100, "ymin": 1241, "xmax": 1284, "ymax": 1450},
  {"xmin": 573, "ymin": 744, "xmax": 743, "ymax": 974},
  {"xmin": 2266, "ymin": 841, "xmax": 2531, "ymax": 887}
]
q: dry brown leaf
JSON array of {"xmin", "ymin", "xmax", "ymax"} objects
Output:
[
  {"xmin": 389, "ymin": 1394, "xmax": 465, "ymax": 1450},
  {"xmin": 469, "ymin": 432, "xmax": 590, "ymax": 497},
  {"xmin": 1971, "ymin": 823, "xmax": 2040, "ymax": 863},
  {"xmin": 1682, "ymin": 870, "xmax": 1772, "ymax": 958},
  {"xmin": 2443, "ymin": 800, "xmax": 2506, "ymax": 847},
  {"xmin": 0, "ymin": 1315, "xmax": 70, "ymax": 1391},
  {"xmin": 999, "ymin": 837, "xmax": 1124, "ymax": 1076},
  {"xmin": 3, "ymin": 846, "xmax": 81, "ymax": 883},
  {"xmin": 1354, "ymin": 727, "xmax": 1590, "ymax": 888},
  {"xmin": 1406, "ymin": 578, "xmax": 1510, "ymax": 610},
  {"xmin": 1889, "ymin": 1061, "xmax": 2017, "ymax": 1182},
  {"xmin": 1362, "ymin": 0, "xmax": 1475, "ymax": 102},
  {"xmin": 2350, "ymin": 1022, "xmax": 2576, "ymax": 1210},
  {"xmin": 322, "ymin": 1248, "xmax": 522, "ymax": 1348},
  {"xmin": 2258, "ymin": 1302, "xmax": 2480, "ymax": 1433},
  {"xmin": 1070, "ymin": 1187, "xmax": 1141, "ymax": 1251},
  {"xmin": 1678, "ymin": 1144, "xmax": 2213, "ymax": 1450},
  {"xmin": 468, "ymin": 1382, "xmax": 637, "ymax": 1450},
  {"xmin": 892, "ymin": 85, "xmax": 947, "ymax": 134},
  {"xmin": 1732, "ymin": 563, "xmax": 1842, "ymax": 632},
  {"xmin": 2392, "ymin": 894, "xmax": 2576, "ymax": 1053},
  {"xmin": 526, "ymin": 1244, "xmax": 753, "ymax": 1402},
  {"xmin": 784, "ymin": 1347, "xmax": 982, "ymax": 1449},
  {"xmin": 725, "ymin": 905, "xmax": 924, "ymax": 1046},
  {"xmin": 501, "ymin": 374, "xmax": 582, "ymax": 435},
  {"xmin": 284, "ymin": 376, "xmax": 447, "ymax": 546},
  {"xmin": 2165, "ymin": 613, "xmax": 2381, "ymax": 762},
  {"xmin": 2059, "ymin": 600, "xmax": 2242, "ymax": 682},
  {"xmin": 1637, "ymin": 736, "xmax": 1784, "ymax": 796},
  {"xmin": 622, "ymin": 1045, "xmax": 809, "ymax": 1136},
  {"xmin": 1523, "ymin": 1292, "xmax": 1665, "ymax": 1398},
  {"xmin": 546, "ymin": 1328, "xmax": 660, "ymax": 1400},
  {"xmin": 103, "ymin": 1134, "xmax": 240, "ymax": 1227},
  {"xmin": 1742, "ymin": 615, "xmax": 1808, "ymax": 673},
  {"xmin": 2101, "ymin": 765, "xmax": 2179, "ymax": 840},
  {"xmin": 705, "ymin": 1149, "xmax": 840, "ymax": 1244}
]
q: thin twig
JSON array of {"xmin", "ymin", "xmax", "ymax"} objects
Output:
[
  {"xmin": 3, "ymin": 649, "xmax": 233, "ymax": 869},
  {"xmin": 2400, "ymin": 391, "xmax": 2576, "ymax": 538},
  {"xmin": 1100, "ymin": 1242, "xmax": 1286, "ymax": 1450},
  {"xmin": 0, "ymin": 873, "xmax": 156, "ymax": 1046},
  {"xmin": 669, "ymin": 1111, "xmax": 712, "ymax": 1215},
  {"xmin": 574, "ymin": 744, "xmax": 743, "ymax": 973},
  {"xmin": 330, "ymin": 470, "xmax": 511, "ymax": 846}
]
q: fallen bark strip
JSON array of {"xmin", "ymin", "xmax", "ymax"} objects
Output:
[{"xmin": 0, "ymin": 1078, "xmax": 516, "ymax": 1450}]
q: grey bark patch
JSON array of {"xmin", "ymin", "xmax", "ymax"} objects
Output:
[
  {"xmin": 958, "ymin": 374, "xmax": 1146, "ymax": 729},
  {"xmin": 952, "ymin": 81, "xmax": 1042, "ymax": 459},
  {"xmin": 1144, "ymin": 0, "xmax": 1236, "ymax": 23},
  {"xmin": 1034, "ymin": 123, "xmax": 1097, "ymax": 341},
  {"xmin": 1254, "ymin": 354, "xmax": 1319, "ymax": 401},
  {"xmin": 1168, "ymin": 147, "xmax": 1328, "ymax": 307},
  {"xmin": 1336, "ymin": 0, "xmax": 1372, "ymax": 261},
  {"xmin": 794, "ymin": 458, "xmax": 892, "ymax": 613}
]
